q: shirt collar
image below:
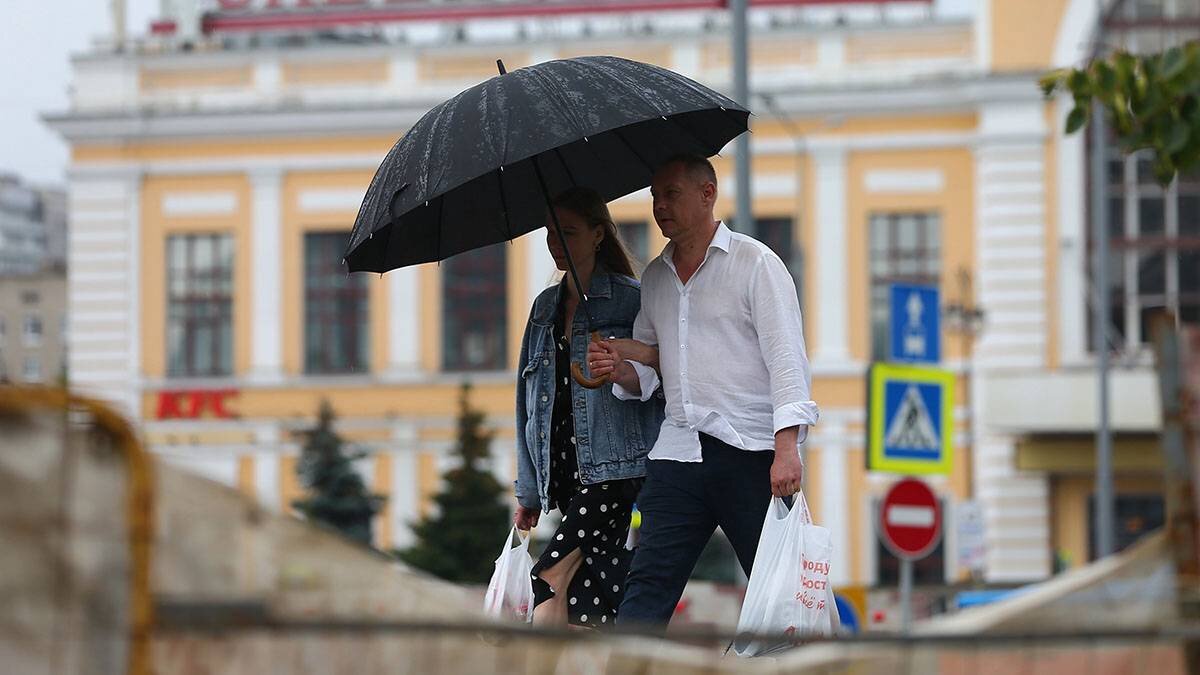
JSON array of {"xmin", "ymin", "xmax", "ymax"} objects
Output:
[{"xmin": 662, "ymin": 221, "xmax": 731, "ymax": 272}]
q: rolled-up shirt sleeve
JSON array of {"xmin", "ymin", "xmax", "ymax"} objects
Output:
[
  {"xmin": 612, "ymin": 360, "xmax": 660, "ymax": 402},
  {"xmin": 611, "ymin": 305, "xmax": 660, "ymax": 402},
  {"xmin": 749, "ymin": 253, "xmax": 820, "ymax": 436}
]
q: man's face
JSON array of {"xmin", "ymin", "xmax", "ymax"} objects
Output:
[{"xmin": 650, "ymin": 161, "xmax": 713, "ymax": 240}]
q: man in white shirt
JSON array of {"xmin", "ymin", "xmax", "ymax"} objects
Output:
[{"xmin": 587, "ymin": 154, "xmax": 819, "ymax": 627}]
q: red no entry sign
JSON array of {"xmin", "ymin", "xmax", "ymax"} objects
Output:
[{"xmin": 880, "ymin": 478, "xmax": 942, "ymax": 560}]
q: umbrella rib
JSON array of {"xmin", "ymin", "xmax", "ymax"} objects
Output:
[
  {"xmin": 612, "ymin": 128, "xmax": 656, "ymax": 174},
  {"xmin": 380, "ymin": 184, "xmax": 407, "ymax": 272},
  {"xmin": 496, "ymin": 169, "xmax": 514, "ymax": 241},
  {"xmin": 552, "ymin": 148, "xmax": 578, "ymax": 187},
  {"xmin": 435, "ymin": 198, "xmax": 444, "ymax": 263},
  {"xmin": 662, "ymin": 114, "xmax": 720, "ymax": 156}
]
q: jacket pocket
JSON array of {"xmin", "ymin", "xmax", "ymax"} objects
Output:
[{"xmin": 521, "ymin": 354, "xmax": 549, "ymax": 456}]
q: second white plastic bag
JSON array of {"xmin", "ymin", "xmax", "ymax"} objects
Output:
[{"xmin": 731, "ymin": 493, "xmax": 839, "ymax": 656}]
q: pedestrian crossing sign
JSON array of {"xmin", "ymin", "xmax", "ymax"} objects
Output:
[{"xmin": 868, "ymin": 363, "xmax": 954, "ymax": 475}]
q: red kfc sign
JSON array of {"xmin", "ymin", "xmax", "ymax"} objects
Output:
[{"xmin": 156, "ymin": 389, "xmax": 240, "ymax": 419}]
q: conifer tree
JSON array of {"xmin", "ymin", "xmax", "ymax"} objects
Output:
[
  {"xmin": 397, "ymin": 382, "xmax": 510, "ymax": 583},
  {"xmin": 293, "ymin": 400, "xmax": 385, "ymax": 546}
]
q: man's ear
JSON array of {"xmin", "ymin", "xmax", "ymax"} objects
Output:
[{"xmin": 701, "ymin": 181, "xmax": 717, "ymax": 206}]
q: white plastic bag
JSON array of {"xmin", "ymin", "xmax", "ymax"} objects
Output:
[
  {"xmin": 731, "ymin": 493, "xmax": 840, "ymax": 656},
  {"xmin": 483, "ymin": 527, "xmax": 535, "ymax": 623}
]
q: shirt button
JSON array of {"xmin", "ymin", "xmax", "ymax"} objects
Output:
[
  {"xmin": 541, "ymin": 395, "xmax": 548, "ymax": 402},
  {"xmin": 543, "ymin": 359, "xmax": 549, "ymax": 366}
]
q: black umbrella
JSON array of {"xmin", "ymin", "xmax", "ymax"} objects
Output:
[{"xmin": 345, "ymin": 55, "xmax": 749, "ymax": 386}]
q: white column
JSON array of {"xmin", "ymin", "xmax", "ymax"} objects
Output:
[
  {"xmin": 386, "ymin": 266, "xmax": 421, "ymax": 378},
  {"xmin": 527, "ymin": 235, "xmax": 558, "ymax": 305},
  {"xmin": 975, "ymin": 0, "xmax": 993, "ymax": 71},
  {"xmin": 125, "ymin": 171, "xmax": 143, "ymax": 419},
  {"xmin": 249, "ymin": 168, "xmax": 283, "ymax": 383},
  {"xmin": 1056, "ymin": 104, "xmax": 1088, "ymax": 366},
  {"xmin": 255, "ymin": 425, "xmax": 281, "ymax": 512},
  {"xmin": 67, "ymin": 169, "xmax": 140, "ymax": 419},
  {"xmin": 255, "ymin": 58, "xmax": 281, "ymax": 105},
  {"xmin": 388, "ymin": 54, "xmax": 417, "ymax": 90},
  {"xmin": 816, "ymin": 34, "xmax": 845, "ymax": 70},
  {"xmin": 812, "ymin": 147, "xmax": 852, "ymax": 366},
  {"xmin": 391, "ymin": 421, "xmax": 419, "ymax": 550},
  {"xmin": 817, "ymin": 422, "xmax": 850, "ymax": 586},
  {"xmin": 671, "ymin": 42, "xmax": 702, "ymax": 78}
]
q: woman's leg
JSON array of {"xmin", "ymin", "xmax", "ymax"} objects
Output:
[{"xmin": 531, "ymin": 547, "xmax": 584, "ymax": 627}]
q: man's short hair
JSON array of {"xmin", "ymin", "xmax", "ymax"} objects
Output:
[{"xmin": 656, "ymin": 153, "xmax": 717, "ymax": 188}]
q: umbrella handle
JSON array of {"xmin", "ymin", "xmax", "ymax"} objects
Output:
[{"xmin": 570, "ymin": 331, "xmax": 610, "ymax": 390}]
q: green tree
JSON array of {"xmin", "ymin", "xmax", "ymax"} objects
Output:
[
  {"xmin": 293, "ymin": 400, "xmax": 385, "ymax": 546},
  {"xmin": 396, "ymin": 382, "xmax": 510, "ymax": 583},
  {"xmin": 1040, "ymin": 41, "xmax": 1200, "ymax": 184}
]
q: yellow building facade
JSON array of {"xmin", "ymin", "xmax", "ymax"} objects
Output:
[{"xmin": 50, "ymin": 0, "xmax": 1174, "ymax": 586}]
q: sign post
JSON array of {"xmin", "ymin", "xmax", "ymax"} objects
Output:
[{"xmin": 880, "ymin": 478, "xmax": 942, "ymax": 633}]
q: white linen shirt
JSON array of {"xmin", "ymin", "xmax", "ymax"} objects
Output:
[{"xmin": 613, "ymin": 222, "xmax": 819, "ymax": 462}]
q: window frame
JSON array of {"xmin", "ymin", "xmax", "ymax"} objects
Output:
[
  {"xmin": 165, "ymin": 233, "xmax": 235, "ymax": 379},
  {"xmin": 303, "ymin": 231, "xmax": 371, "ymax": 375},
  {"xmin": 441, "ymin": 243, "xmax": 508, "ymax": 372},
  {"xmin": 867, "ymin": 212, "xmax": 942, "ymax": 361}
]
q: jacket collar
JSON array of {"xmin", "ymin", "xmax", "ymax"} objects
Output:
[{"xmin": 533, "ymin": 270, "xmax": 614, "ymax": 324}]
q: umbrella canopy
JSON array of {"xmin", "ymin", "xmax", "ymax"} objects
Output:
[{"xmin": 344, "ymin": 55, "xmax": 749, "ymax": 273}]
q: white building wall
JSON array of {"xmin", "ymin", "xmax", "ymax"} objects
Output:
[
  {"xmin": 972, "ymin": 100, "xmax": 1054, "ymax": 581},
  {"xmin": 67, "ymin": 172, "xmax": 141, "ymax": 420}
]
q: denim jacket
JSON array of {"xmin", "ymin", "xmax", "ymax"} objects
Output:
[{"xmin": 515, "ymin": 271, "xmax": 665, "ymax": 512}]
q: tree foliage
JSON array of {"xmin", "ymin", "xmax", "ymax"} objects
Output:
[
  {"xmin": 395, "ymin": 382, "xmax": 510, "ymax": 583},
  {"xmin": 293, "ymin": 400, "xmax": 385, "ymax": 546},
  {"xmin": 1040, "ymin": 41, "xmax": 1200, "ymax": 184}
]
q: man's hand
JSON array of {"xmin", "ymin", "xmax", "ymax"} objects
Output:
[
  {"xmin": 605, "ymin": 338, "xmax": 659, "ymax": 370},
  {"xmin": 514, "ymin": 505, "xmax": 540, "ymax": 531},
  {"xmin": 770, "ymin": 426, "xmax": 804, "ymax": 497}
]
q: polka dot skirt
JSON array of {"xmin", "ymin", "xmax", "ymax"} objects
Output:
[
  {"xmin": 530, "ymin": 477, "xmax": 641, "ymax": 628},
  {"xmin": 529, "ymin": 304, "xmax": 642, "ymax": 629}
]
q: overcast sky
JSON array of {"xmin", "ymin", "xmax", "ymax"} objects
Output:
[{"xmin": 1, "ymin": 0, "xmax": 975, "ymax": 188}]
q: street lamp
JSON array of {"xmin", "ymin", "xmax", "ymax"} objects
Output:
[{"xmin": 942, "ymin": 267, "xmax": 985, "ymax": 581}]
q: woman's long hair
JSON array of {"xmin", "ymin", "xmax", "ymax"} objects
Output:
[{"xmin": 550, "ymin": 186, "xmax": 638, "ymax": 279}]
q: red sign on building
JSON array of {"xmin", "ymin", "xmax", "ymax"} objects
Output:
[{"xmin": 155, "ymin": 389, "xmax": 240, "ymax": 420}]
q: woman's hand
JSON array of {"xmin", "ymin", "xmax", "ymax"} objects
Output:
[{"xmin": 514, "ymin": 504, "xmax": 540, "ymax": 531}]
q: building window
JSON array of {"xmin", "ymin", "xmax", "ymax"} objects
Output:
[
  {"xmin": 869, "ymin": 212, "xmax": 942, "ymax": 360},
  {"xmin": 23, "ymin": 314, "xmax": 42, "ymax": 347},
  {"xmin": 442, "ymin": 243, "xmax": 507, "ymax": 371},
  {"xmin": 166, "ymin": 234, "xmax": 234, "ymax": 378},
  {"xmin": 1087, "ymin": 493, "xmax": 1164, "ymax": 561},
  {"xmin": 304, "ymin": 232, "xmax": 369, "ymax": 374},
  {"xmin": 0, "ymin": 316, "xmax": 6, "ymax": 344},
  {"xmin": 875, "ymin": 498, "xmax": 946, "ymax": 585},
  {"xmin": 23, "ymin": 357, "xmax": 41, "ymax": 383},
  {"xmin": 751, "ymin": 217, "xmax": 795, "ymax": 269},
  {"xmin": 21, "ymin": 291, "xmax": 39, "ymax": 305},
  {"xmin": 616, "ymin": 220, "xmax": 650, "ymax": 269},
  {"xmin": 1100, "ymin": 154, "xmax": 1200, "ymax": 349}
]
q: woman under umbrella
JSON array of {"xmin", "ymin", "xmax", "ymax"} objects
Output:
[{"xmin": 513, "ymin": 187, "xmax": 663, "ymax": 628}]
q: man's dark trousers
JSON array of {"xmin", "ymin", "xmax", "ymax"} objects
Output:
[{"xmin": 617, "ymin": 433, "xmax": 775, "ymax": 627}]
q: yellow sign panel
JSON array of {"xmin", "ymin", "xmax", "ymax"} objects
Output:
[{"xmin": 868, "ymin": 363, "xmax": 954, "ymax": 476}]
